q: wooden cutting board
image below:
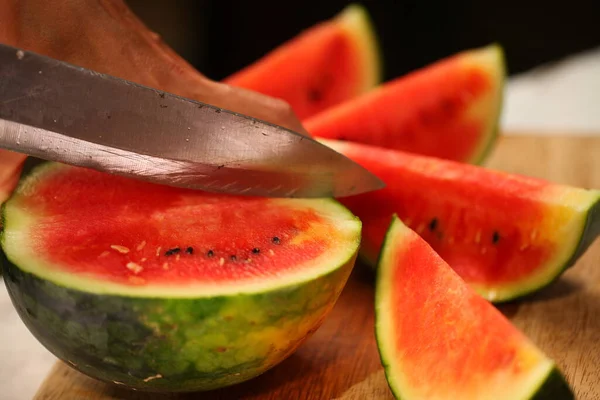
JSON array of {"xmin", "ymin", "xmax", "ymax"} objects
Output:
[{"xmin": 34, "ymin": 135, "xmax": 600, "ymax": 400}]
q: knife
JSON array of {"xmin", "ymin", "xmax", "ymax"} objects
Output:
[{"xmin": 0, "ymin": 43, "xmax": 384, "ymax": 198}]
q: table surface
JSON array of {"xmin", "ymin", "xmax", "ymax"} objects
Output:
[{"xmin": 29, "ymin": 135, "xmax": 600, "ymax": 400}]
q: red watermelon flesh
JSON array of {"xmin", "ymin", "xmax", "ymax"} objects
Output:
[
  {"xmin": 324, "ymin": 139, "xmax": 600, "ymax": 302},
  {"xmin": 0, "ymin": 150, "xmax": 26, "ymax": 206},
  {"xmin": 224, "ymin": 4, "xmax": 381, "ymax": 120},
  {"xmin": 375, "ymin": 216, "xmax": 573, "ymax": 400},
  {"xmin": 306, "ymin": 44, "xmax": 505, "ymax": 164},
  {"xmin": 8, "ymin": 163, "xmax": 361, "ymax": 292}
]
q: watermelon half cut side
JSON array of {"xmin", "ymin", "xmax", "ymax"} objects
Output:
[
  {"xmin": 375, "ymin": 216, "xmax": 574, "ymax": 400},
  {"xmin": 306, "ymin": 44, "xmax": 506, "ymax": 164},
  {"xmin": 324, "ymin": 139, "xmax": 600, "ymax": 302},
  {"xmin": 0, "ymin": 162, "xmax": 361, "ymax": 392},
  {"xmin": 224, "ymin": 4, "xmax": 382, "ymax": 120}
]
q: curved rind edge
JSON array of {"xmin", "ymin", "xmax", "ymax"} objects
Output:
[
  {"xmin": 0, "ymin": 161, "xmax": 361, "ymax": 392},
  {"xmin": 1, "ymin": 161, "xmax": 362, "ymax": 299},
  {"xmin": 373, "ymin": 214, "xmax": 403, "ymax": 399},
  {"xmin": 337, "ymin": 3, "xmax": 384, "ymax": 92},
  {"xmin": 529, "ymin": 368, "xmax": 575, "ymax": 400},
  {"xmin": 493, "ymin": 193, "xmax": 600, "ymax": 304},
  {"xmin": 372, "ymin": 215, "xmax": 575, "ymax": 400},
  {"xmin": 360, "ymin": 191, "xmax": 600, "ymax": 304},
  {"xmin": 471, "ymin": 42, "xmax": 507, "ymax": 166},
  {"xmin": 1, "ymin": 248, "xmax": 357, "ymax": 392}
]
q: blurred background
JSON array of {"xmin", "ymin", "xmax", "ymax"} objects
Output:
[
  {"xmin": 125, "ymin": 0, "xmax": 600, "ymax": 81},
  {"xmin": 123, "ymin": 0, "xmax": 600, "ymax": 132}
]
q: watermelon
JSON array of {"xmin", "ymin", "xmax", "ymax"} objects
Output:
[
  {"xmin": 224, "ymin": 4, "xmax": 382, "ymax": 120},
  {"xmin": 0, "ymin": 0, "xmax": 318, "ymax": 205},
  {"xmin": 306, "ymin": 44, "xmax": 505, "ymax": 164},
  {"xmin": 0, "ymin": 150, "xmax": 26, "ymax": 206},
  {"xmin": 375, "ymin": 215, "xmax": 574, "ymax": 400},
  {"xmin": 0, "ymin": 0, "xmax": 310, "ymax": 135},
  {"xmin": 323, "ymin": 139, "xmax": 600, "ymax": 302},
  {"xmin": 0, "ymin": 162, "xmax": 361, "ymax": 392}
]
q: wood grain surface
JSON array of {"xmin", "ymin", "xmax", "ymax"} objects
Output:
[{"xmin": 33, "ymin": 135, "xmax": 600, "ymax": 400}]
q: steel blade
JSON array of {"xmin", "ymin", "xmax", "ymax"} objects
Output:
[{"xmin": 0, "ymin": 44, "xmax": 384, "ymax": 198}]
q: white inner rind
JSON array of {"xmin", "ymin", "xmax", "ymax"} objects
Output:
[
  {"xmin": 376, "ymin": 219, "xmax": 558, "ymax": 400},
  {"xmin": 462, "ymin": 43, "xmax": 506, "ymax": 164},
  {"xmin": 1, "ymin": 165, "xmax": 361, "ymax": 298}
]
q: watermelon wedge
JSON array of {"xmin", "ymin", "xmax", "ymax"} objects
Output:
[
  {"xmin": 0, "ymin": 150, "xmax": 26, "ymax": 206},
  {"xmin": 0, "ymin": 162, "xmax": 361, "ymax": 392},
  {"xmin": 224, "ymin": 4, "xmax": 382, "ymax": 120},
  {"xmin": 323, "ymin": 139, "xmax": 600, "ymax": 302},
  {"xmin": 375, "ymin": 215, "xmax": 574, "ymax": 400},
  {"xmin": 306, "ymin": 44, "xmax": 506, "ymax": 164}
]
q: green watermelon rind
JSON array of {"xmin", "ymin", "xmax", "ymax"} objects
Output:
[
  {"xmin": 0, "ymin": 162, "xmax": 362, "ymax": 392},
  {"xmin": 470, "ymin": 42, "xmax": 507, "ymax": 165},
  {"xmin": 373, "ymin": 215, "xmax": 575, "ymax": 400},
  {"xmin": 484, "ymin": 193, "xmax": 600, "ymax": 304},
  {"xmin": 2, "ymin": 252, "xmax": 357, "ymax": 392},
  {"xmin": 353, "ymin": 177, "xmax": 600, "ymax": 304},
  {"xmin": 336, "ymin": 3, "xmax": 384, "ymax": 93}
]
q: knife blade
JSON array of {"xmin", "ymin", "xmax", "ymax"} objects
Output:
[{"xmin": 0, "ymin": 43, "xmax": 384, "ymax": 198}]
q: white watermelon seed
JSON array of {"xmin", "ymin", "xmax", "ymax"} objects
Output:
[
  {"xmin": 126, "ymin": 262, "xmax": 143, "ymax": 274},
  {"xmin": 111, "ymin": 245, "xmax": 130, "ymax": 254}
]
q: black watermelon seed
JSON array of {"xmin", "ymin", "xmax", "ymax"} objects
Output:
[
  {"xmin": 230, "ymin": 255, "xmax": 237, "ymax": 261},
  {"xmin": 207, "ymin": 250, "xmax": 214, "ymax": 258},
  {"xmin": 428, "ymin": 218, "xmax": 438, "ymax": 231},
  {"xmin": 272, "ymin": 237, "xmax": 281, "ymax": 244},
  {"xmin": 252, "ymin": 248, "xmax": 260, "ymax": 254},
  {"xmin": 186, "ymin": 247, "xmax": 194, "ymax": 254},
  {"xmin": 492, "ymin": 231, "xmax": 500, "ymax": 244},
  {"xmin": 165, "ymin": 248, "xmax": 181, "ymax": 256},
  {"xmin": 308, "ymin": 89, "xmax": 322, "ymax": 102}
]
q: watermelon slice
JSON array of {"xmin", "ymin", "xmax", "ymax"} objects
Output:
[
  {"xmin": 375, "ymin": 215, "xmax": 574, "ymax": 400},
  {"xmin": 224, "ymin": 4, "xmax": 382, "ymax": 120},
  {"xmin": 0, "ymin": 162, "xmax": 361, "ymax": 391},
  {"xmin": 0, "ymin": 150, "xmax": 26, "ymax": 206},
  {"xmin": 323, "ymin": 139, "xmax": 600, "ymax": 302},
  {"xmin": 306, "ymin": 44, "xmax": 505, "ymax": 164}
]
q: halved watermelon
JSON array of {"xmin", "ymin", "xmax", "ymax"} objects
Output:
[
  {"xmin": 0, "ymin": 162, "xmax": 361, "ymax": 391},
  {"xmin": 375, "ymin": 215, "xmax": 574, "ymax": 400},
  {"xmin": 224, "ymin": 4, "xmax": 382, "ymax": 120},
  {"xmin": 306, "ymin": 44, "xmax": 506, "ymax": 164},
  {"xmin": 323, "ymin": 139, "xmax": 600, "ymax": 302}
]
